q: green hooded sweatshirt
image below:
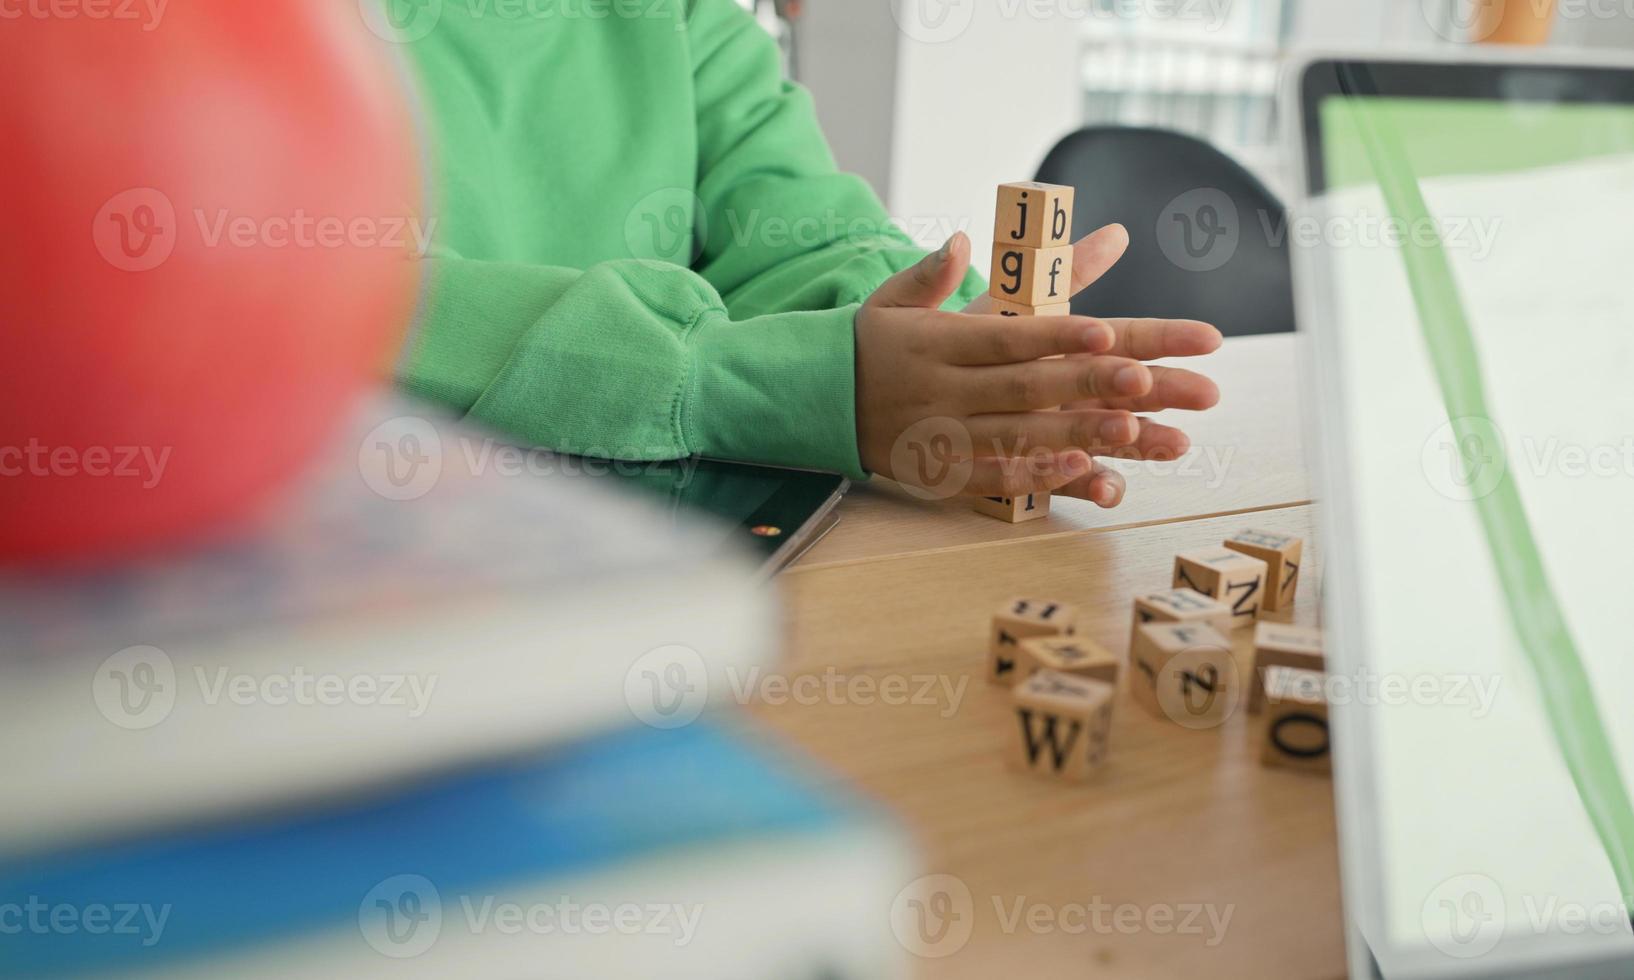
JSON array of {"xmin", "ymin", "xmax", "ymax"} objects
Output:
[{"xmin": 394, "ymin": 0, "xmax": 985, "ymax": 479}]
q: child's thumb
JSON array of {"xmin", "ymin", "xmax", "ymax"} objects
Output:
[{"xmin": 864, "ymin": 232, "xmax": 970, "ymax": 310}]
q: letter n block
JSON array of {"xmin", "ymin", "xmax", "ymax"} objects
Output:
[
  {"xmin": 988, "ymin": 597, "xmax": 1076, "ymax": 686},
  {"xmin": 1172, "ymin": 548, "xmax": 1268, "ymax": 629},
  {"xmin": 1009, "ymin": 669, "xmax": 1113, "ymax": 782}
]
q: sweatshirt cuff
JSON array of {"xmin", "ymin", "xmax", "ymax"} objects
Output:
[{"xmin": 684, "ymin": 303, "xmax": 866, "ymax": 480}]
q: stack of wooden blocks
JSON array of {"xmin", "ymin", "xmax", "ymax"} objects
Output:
[
  {"xmin": 988, "ymin": 526, "xmax": 1332, "ymax": 782},
  {"xmin": 972, "ymin": 181, "xmax": 1076, "ymax": 525}
]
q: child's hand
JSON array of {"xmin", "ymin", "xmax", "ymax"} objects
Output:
[{"xmin": 854, "ymin": 225, "xmax": 1221, "ymax": 507}]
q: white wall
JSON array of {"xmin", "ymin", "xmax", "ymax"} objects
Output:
[
  {"xmin": 798, "ymin": 0, "xmax": 901, "ymax": 200},
  {"xmin": 887, "ymin": 3, "xmax": 1085, "ymax": 257}
]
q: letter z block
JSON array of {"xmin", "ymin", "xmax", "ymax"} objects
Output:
[{"xmin": 1223, "ymin": 529, "xmax": 1304, "ymax": 612}]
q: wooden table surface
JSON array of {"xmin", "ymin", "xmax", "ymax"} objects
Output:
[{"xmin": 757, "ymin": 333, "xmax": 1346, "ymax": 978}]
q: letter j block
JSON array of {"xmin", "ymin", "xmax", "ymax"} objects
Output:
[{"xmin": 995, "ymin": 181, "xmax": 1074, "ymax": 249}]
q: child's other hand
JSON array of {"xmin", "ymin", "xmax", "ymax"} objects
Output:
[{"xmin": 854, "ymin": 226, "xmax": 1222, "ymax": 507}]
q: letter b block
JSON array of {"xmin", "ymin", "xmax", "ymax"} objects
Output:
[{"xmin": 995, "ymin": 181, "xmax": 1074, "ymax": 249}]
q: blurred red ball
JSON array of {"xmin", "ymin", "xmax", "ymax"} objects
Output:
[{"xmin": 0, "ymin": 4, "xmax": 422, "ymax": 565}]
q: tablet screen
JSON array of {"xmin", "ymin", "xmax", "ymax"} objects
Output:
[
  {"xmin": 597, "ymin": 456, "xmax": 846, "ymax": 570},
  {"xmin": 1302, "ymin": 61, "xmax": 1634, "ymax": 976}
]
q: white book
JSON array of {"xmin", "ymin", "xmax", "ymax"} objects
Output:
[{"xmin": 0, "ymin": 396, "xmax": 776, "ymax": 858}]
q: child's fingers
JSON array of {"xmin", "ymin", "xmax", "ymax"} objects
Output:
[
  {"xmin": 1054, "ymin": 459, "xmax": 1128, "ymax": 508},
  {"xmin": 965, "ymin": 409, "xmax": 1138, "ymax": 456},
  {"xmin": 1075, "ymin": 365, "xmax": 1220, "ymax": 412},
  {"xmin": 866, "ymin": 231, "xmax": 971, "ymax": 310},
  {"xmin": 1126, "ymin": 418, "xmax": 1191, "ymax": 461},
  {"xmin": 963, "ymin": 356, "xmax": 1151, "ymax": 412},
  {"xmin": 1100, "ymin": 317, "xmax": 1223, "ymax": 360},
  {"xmin": 1066, "ymin": 223, "xmax": 1130, "ymax": 297},
  {"xmin": 941, "ymin": 315, "xmax": 1113, "ymax": 365},
  {"xmin": 963, "ymin": 450, "xmax": 1094, "ymax": 498}
]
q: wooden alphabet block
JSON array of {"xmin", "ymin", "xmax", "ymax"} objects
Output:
[
  {"xmin": 1248, "ymin": 622, "xmax": 1325, "ymax": 714},
  {"xmin": 972, "ymin": 492, "xmax": 1050, "ymax": 523},
  {"xmin": 1009, "ymin": 669, "xmax": 1113, "ymax": 782},
  {"xmin": 988, "ymin": 597, "xmax": 1076, "ymax": 686},
  {"xmin": 1018, "ymin": 635, "xmax": 1118, "ymax": 686},
  {"xmin": 990, "ymin": 242, "xmax": 1074, "ymax": 307},
  {"xmin": 1260, "ymin": 666, "xmax": 1330, "ymax": 774},
  {"xmin": 1130, "ymin": 588, "xmax": 1232, "ymax": 644},
  {"xmin": 990, "ymin": 298, "xmax": 1071, "ymax": 318},
  {"xmin": 995, "ymin": 181, "xmax": 1075, "ymax": 250},
  {"xmin": 1129, "ymin": 621, "xmax": 1235, "ymax": 728},
  {"xmin": 1172, "ymin": 548, "xmax": 1268, "ymax": 629},
  {"xmin": 1223, "ymin": 529, "xmax": 1304, "ymax": 612}
]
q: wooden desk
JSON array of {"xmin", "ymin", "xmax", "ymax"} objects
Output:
[
  {"xmin": 794, "ymin": 333, "xmax": 1311, "ymax": 570},
  {"xmin": 758, "ymin": 334, "xmax": 1344, "ymax": 978}
]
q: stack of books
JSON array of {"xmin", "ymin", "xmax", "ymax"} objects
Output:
[{"xmin": 0, "ymin": 397, "xmax": 913, "ymax": 978}]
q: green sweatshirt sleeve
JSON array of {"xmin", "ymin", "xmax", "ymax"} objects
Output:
[{"xmin": 396, "ymin": 0, "xmax": 983, "ymax": 479}]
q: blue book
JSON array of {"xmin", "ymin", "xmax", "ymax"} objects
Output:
[{"xmin": 0, "ymin": 721, "xmax": 914, "ymax": 979}]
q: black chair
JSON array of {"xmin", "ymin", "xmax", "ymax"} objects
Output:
[{"xmin": 1034, "ymin": 126, "xmax": 1294, "ymax": 337}]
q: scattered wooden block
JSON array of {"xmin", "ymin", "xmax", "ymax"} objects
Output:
[
  {"xmin": 1130, "ymin": 588, "xmax": 1232, "ymax": 644},
  {"xmin": 990, "ymin": 242, "xmax": 1074, "ymax": 307},
  {"xmin": 1018, "ymin": 635, "xmax": 1118, "ymax": 686},
  {"xmin": 1128, "ymin": 621, "xmax": 1236, "ymax": 729},
  {"xmin": 1223, "ymin": 529, "xmax": 1304, "ymax": 612},
  {"xmin": 988, "ymin": 597, "xmax": 1076, "ymax": 686},
  {"xmin": 990, "ymin": 298, "xmax": 1071, "ymax": 318},
  {"xmin": 1248, "ymin": 622, "xmax": 1325, "ymax": 714},
  {"xmin": 1009, "ymin": 669, "xmax": 1113, "ymax": 782},
  {"xmin": 1172, "ymin": 548, "xmax": 1268, "ymax": 629},
  {"xmin": 972, "ymin": 492, "xmax": 1050, "ymax": 523},
  {"xmin": 994, "ymin": 181, "xmax": 1074, "ymax": 250},
  {"xmin": 1260, "ymin": 666, "xmax": 1330, "ymax": 774}
]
